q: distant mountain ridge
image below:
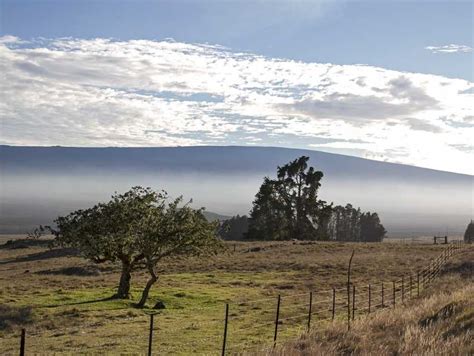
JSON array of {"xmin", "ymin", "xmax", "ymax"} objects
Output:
[
  {"xmin": 1, "ymin": 145, "xmax": 471, "ymax": 179},
  {"xmin": 1, "ymin": 145, "xmax": 472, "ymax": 235}
]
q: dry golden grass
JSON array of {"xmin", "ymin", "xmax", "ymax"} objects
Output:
[{"xmin": 270, "ymin": 274, "xmax": 473, "ymax": 356}]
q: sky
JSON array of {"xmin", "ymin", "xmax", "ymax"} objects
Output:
[{"xmin": 0, "ymin": 0, "xmax": 473, "ymax": 174}]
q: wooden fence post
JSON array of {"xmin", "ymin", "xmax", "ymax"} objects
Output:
[
  {"xmin": 381, "ymin": 282, "xmax": 384, "ymax": 308},
  {"xmin": 417, "ymin": 272, "xmax": 420, "ymax": 296},
  {"xmin": 273, "ymin": 295, "xmax": 281, "ymax": 346},
  {"xmin": 401, "ymin": 277, "xmax": 405, "ymax": 304},
  {"xmin": 20, "ymin": 328, "xmax": 25, "ymax": 356},
  {"xmin": 392, "ymin": 281, "xmax": 396, "ymax": 308},
  {"xmin": 222, "ymin": 303, "xmax": 229, "ymax": 356},
  {"xmin": 148, "ymin": 314, "xmax": 154, "ymax": 356},
  {"xmin": 332, "ymin": 288, "xmax": 336, "ymax": 321},
  {"xmin": 307, "ymin": 291, "xmax": 313, "ymax": 331},
  {"xmin": 352, "ymin": 285, "xmax": 355, "ymax": 321},
  {"xmin": 368, "ymin": 284, "xmax": 371, "ymax": 314}
]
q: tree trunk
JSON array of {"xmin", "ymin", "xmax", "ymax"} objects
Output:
[
  {"xmin": 137, "ymin": 264, "xmax": 158, "ymax": 308},
  {"xmin": 114, "ymin": 261, "xmax": 132, "ymax": 299}
]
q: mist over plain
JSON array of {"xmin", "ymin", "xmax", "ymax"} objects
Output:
[{"xmin": 1, "ymin": 145, "xmax": 472, "ymax": 236}]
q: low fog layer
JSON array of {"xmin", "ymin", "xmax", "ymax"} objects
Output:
[{"xmin": 1, "ymin": 146, "xmax": 472, "ymax": 236}]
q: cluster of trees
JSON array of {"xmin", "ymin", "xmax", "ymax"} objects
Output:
[
  {"xmin": 220, "ymin": 156, "xmax": 386, "ymax": 242},
  {"xmin": 50, "ymin": 187, "xmax": 221, "ymax": 307},
  {"xmin": 326, "ymin": 204, "xmax": 386, "ymax": 242}
]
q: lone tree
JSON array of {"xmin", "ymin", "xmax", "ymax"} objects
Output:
[
  {"xmin": 247, "ymin": 156, "xmax": 331, "ymax": 240},
  {"xmin": 50, "ymin": 187, "xmax": 222, "ymax": 306}
]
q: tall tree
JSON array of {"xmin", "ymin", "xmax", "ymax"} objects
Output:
[
  {"xmin": 247, "ymin": 156, "xmax": 330, "ymax": 240},
  {"xmin": 360, "ymin": 212, "xmax": 386, "ymax": 242}
]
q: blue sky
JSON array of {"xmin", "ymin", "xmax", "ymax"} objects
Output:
[
  {"xmin": 0, "ymin": 1, "xmax": 473, "ymax": 174},
  {"xmin": 1, "ymin": 0, "xmax": 472, "ymax": 79}
]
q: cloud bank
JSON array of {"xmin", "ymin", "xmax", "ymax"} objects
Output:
[{"xmin": 0, "ymin": 36, "xmax": 473, "ymax": 174}]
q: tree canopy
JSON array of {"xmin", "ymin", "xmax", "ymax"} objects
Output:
[
  {"xmin": 50, "ymin": 186, "xmax": 222, "ymax": 306},
  {"xmin": 247, "ymin": 156, "xmax": 331, "ymax": 240}
]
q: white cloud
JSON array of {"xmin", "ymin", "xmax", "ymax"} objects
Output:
[
  {"xmin": 0, "ymin": 36, "xmax": 473, "ymax": 174},
  {"xmin": 425, "ymin": 44, "xmax": 473, "ymax": 54}
]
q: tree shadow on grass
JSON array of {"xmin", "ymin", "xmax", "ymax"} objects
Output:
[
  {"xmin": 0, "ymin": 247, "xmax": 78, "ymax": 265},
  {"xmin": 42, "ymin": 295, "xmax": 130, "ymax": 309},
  {"xmin": 0, "ymin": 305, "xmax": 34, "ymax": 330}
]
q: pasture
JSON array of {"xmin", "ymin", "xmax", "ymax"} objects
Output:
[{"xmin": 0, "ymin": 235, "xmax": 472, "ymax": 354}]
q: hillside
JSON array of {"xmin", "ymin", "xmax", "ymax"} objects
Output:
[{"xmin": 1, "ymin": 145, "xmax": 472, "ymax": 235}]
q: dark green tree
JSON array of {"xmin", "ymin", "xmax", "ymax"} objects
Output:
[
  {"xmin": 360, "ymin": 212, "xmax": 386, "ymax": 242},
  {"xmin": 218, "ymin": 215, "xmax": 249, "ymax": 240},
  {"xmin": 247, "ymin": 156, "xmax": 330, "ymax": 240},
  {"xmin": 464, "ymin": 220, "xmax": 474, "ymax": 243}
]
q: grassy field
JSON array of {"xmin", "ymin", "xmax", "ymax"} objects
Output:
[{"xmin": 0, "ymin": 235, "xmax": 472, "ymax": 355}]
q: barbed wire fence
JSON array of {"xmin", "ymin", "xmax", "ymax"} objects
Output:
[{"xmin": 14, "ymin": 240, "xmax": 467, "ymax": 355}]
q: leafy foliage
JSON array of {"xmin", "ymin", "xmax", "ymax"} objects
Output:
[{"xmin": 247, "ymin": 156, "xmax": 331, "ymax": 240}]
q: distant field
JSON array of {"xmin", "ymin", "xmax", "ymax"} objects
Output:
[{"xmin": 0, "ymin": 236, "xmax": 472, "ymax": 354}]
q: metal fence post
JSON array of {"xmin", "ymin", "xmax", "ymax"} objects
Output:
[
  {"xmin": 368, "ymin": 284, "xmax": 371, "ymax": 314},
  {"xmin": 273, "ymin": 295, "xmax": 281, "ymax": 346},
  {"xmin": 392, "ymin": 281, "xmax": 396, "ymax": 308},
  {"xmin": 307, "ymin": 291, "xmax": 313, "ymax": 331},
  {"xmin": 222, "ymin": 303, "xmax": 229, "ymax": 356},
  {"xmin": 20, "ymin": 328, "xmax": 25, "ymax": 356},
  {"xmin": 417, "ymin": 272, "xmax": 420, "ymax": 296},
  {"xmin": 381, "ymin": 282, "xmax": 384, "ymax": 308},
  {"xmin": 332, "ymin": 288, "xmax": 336, "ymax": 321},
  {"xmin": 148, "ymin": 314, "xmax": 154, "ymax": 356},
  {"xmin": 401, "ymin": 277, "xmax": 405, "ymax": 304},
  {"xmin": 352, "ymin": 285, "xmax": 355, "ymax": 320}
]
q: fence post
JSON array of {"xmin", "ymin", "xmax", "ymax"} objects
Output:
[
  {"xmin": 148, "ymin": 314, "xmax": 154, "ymax": 356},
  {"xmin": 409, "ymin": 275, "xmax": 412, "ymax": 299},
  {"xmin": 222, "ymin": 303, "xmax": 229, "ymax": 356},
  {"xmin": 20, "ymin": 328, "xmax": 25, "ymax": 356},
  {"xmin": 273, "ymin": 295, "xmax": 281, "ymax": 346},
  {"xmin": 392, "ymin": 281, "xmax": 396, "ymax": 308},
  {"xmin": 368, "ymin": 284, "xmax": 371, "ymax": 314},
  {"xmin": 401, "ymin": 277, "xmax": 405, "ymax": 304},
  {"xmin": 332, "ymin": 288, "xmax": 336, "ymax": 321},
  {"xmin": 352, "ymin": 285, "xmax": 355, "ymax": 321},
  {"xmin": 381, "ymin": 282, "xmax": 384, "ymax": 308},
  {"xmin": 307, "ymin": 291, "xmax": 313, "ymax": 331},
  {"xmin": 417, "ymin": 272, "xmax": 420, "ymax": 296}
]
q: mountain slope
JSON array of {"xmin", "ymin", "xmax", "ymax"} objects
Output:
[{"xmin": 1, "ymin": 145, "xmax": 472, "ymax": 235}]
